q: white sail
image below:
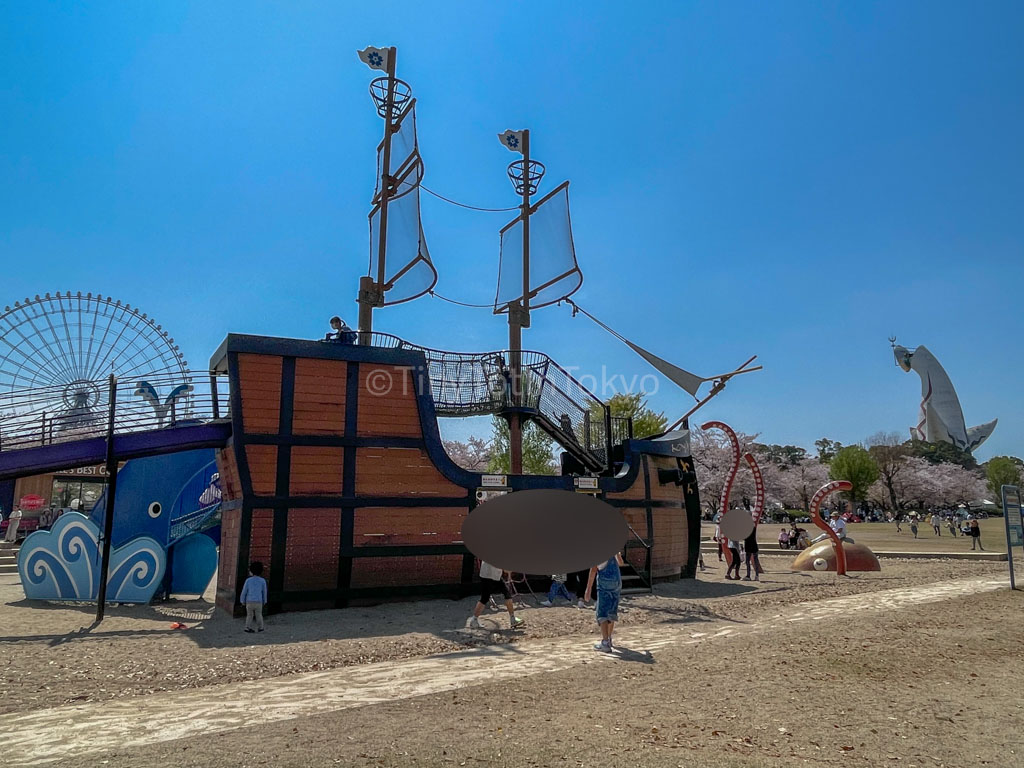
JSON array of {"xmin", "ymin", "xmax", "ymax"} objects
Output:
[{"xmin": 495, "ymin": 181, "xmax": 582, "ymax": 311}]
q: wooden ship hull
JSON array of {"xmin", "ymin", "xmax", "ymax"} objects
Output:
[{"xmin": 212, "ymin": 334, "xmax": 703, "ymax": 615}]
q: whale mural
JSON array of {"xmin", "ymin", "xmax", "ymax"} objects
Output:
[
  {"xmin": 18, "ymin": 512, "xmax": 166, "ymax": 603},
  {"xmin": 18, "ymin": 449, "xmax": 220, "ymax": 603}
]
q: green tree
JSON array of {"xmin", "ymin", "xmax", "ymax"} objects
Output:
[
  {"xmin": 815, "ymin": 438, "xmax": 843, "ymax": 464},
  {"xmin": 829, "ymin": 445, "xmax": 879, "ymax": 509},
  {"xmin": 906, "ymin": 439, "xmax": 978, "ymax": 470},
  {"xmin": 754, "ymin": 443, "xmax": 809, "ymax": 467},
  {"xmin": 487, "ymin": 416, "xmax": 558, "ymax": 475},
  {"xmin": 595, "ymin": 392, "xmax": 669, "ymax": 439},
  {"xmin": 985, "ymin": 456, "xmax": 1022, "ymax": 498},
  {"xmin": 866, "ymin": 431, "xmax": 908, "ymax": 512}
]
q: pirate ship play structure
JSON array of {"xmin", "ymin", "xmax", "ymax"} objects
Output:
[{"xmin": 0, "ymin": 46, "xmax": 759, "ymax": 616}]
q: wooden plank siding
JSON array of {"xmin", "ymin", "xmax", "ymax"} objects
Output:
[
  {"xmin": 357, "ymin": 365, "xmax": 421, "ymax": 437},
  {"xmin": 238, "ymin": 354, "xmax": 283, "ymax": 434},
  {"xmin": 289, "ymin": 446, "xmax": 344, "ymax": 495},
  {"xmin": 244, "ymin": 445, "xmax": 278, "ymax": 496},
  {"xmin": 214, "ymin": 335, "xmax": 697, "ymax": 615},
  {"xmin": 350, "ymin": 555, "xmax": 464, "ymax": 588},
  {"xmin": 354, "ymin": 507, "xmax": 467, "ymax": 547},
  {"xmin": 355, "ymin": 447, "xmax": 464, "ymax": 497},
  {"xmin": 292, "ymin": 358, "xmax": 346, "ymax": 435},
  {"xmin": 216, "ymin": 446, "xmax": 242, "ymax": 502},
  {"xmin": 283, "ymin": 508, "xmax": 342, "ymax": 591},
  {"xmin": 248, "ymin": 508, "xmax": 274, "ymax": 567},
  {"xmin": 215, "ymin": 506, "xmax": 242, "ymax": 613}
]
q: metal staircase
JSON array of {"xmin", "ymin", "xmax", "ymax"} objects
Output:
[
  {"xmin": 368, "ymin": 333, "xmax": 632, "ymax": 473},
  {"xmin": 622, "ymin": 523, "xmax": 653, "ymax": 593}
]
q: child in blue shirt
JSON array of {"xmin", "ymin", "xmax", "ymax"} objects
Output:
[
  {"xmin": 239, "ymin": 561, "xmax": 267, "ymax": 633},
  {"xmin": 586, "ymin": 553, "xmax": 624, "ymax": 652}
]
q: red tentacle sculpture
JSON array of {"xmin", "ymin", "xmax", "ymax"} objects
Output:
[
  {"xmin": 809, "ymin": 480, "xmax": 853, "ymax": 576},
  {"xmin": 743, "ymin": 452, "xmax": 765, "ymax": 527},
  {"xmin": 701, "ymin": 421, "xmax": 742, "ymax": 565},
  {"xmin": 701, "ymin": 421, "xmax": 741, "ymax": 514}
]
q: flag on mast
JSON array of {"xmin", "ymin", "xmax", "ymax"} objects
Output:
[
  {"xmin": 358, "ymin": 46, "xmax": 390, "ymax": 72},
  {"xmin": 498, "ymin": 129, "xmax": 524, "ymax": 153}
]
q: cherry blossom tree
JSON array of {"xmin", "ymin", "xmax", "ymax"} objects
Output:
[
  {"xmin": 442, "ymin": 436, "xmax": 493, "ymax": 472},
  {"xmin": 690, "ymin": 426, "xmax": 758, "ymax": 517},
  {"xmin": 766, "ymin": 458, "xmax": 830, "ymax": 513}
]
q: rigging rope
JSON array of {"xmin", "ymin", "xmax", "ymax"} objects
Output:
[
  {"xmin": 429, "ymin": 290, "xmax": 494, "ymax": 308},
  {"xmin": 563, "ymin": 298, "xmax": 703, "ymax": 402},
  {"xmin": 420, "ymin": 185, "xmax": 520, "ymax": 213}
]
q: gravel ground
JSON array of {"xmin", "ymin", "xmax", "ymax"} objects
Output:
[
  {"xmin": 41, "ymin": 577, "xmax": 1024, "ymax": 768},
  {"xmin": 0, "ymin": 555, "xmax": 1008, "ymax": 715}
]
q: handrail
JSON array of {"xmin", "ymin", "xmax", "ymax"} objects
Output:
[
  {"xmin": 370, "ymin": 334, "xmax": 615, "ymax": 469},
  {"xmin": 0, "ymin": 371, "xmax": 231, "ymax": 454},
  {"xmin": 624, "ymin": 522, "xmax": 653, "ymax": 589},
  {"xmin": 622, "ymin": 528, "xmax": 647, "ymax": 548}
]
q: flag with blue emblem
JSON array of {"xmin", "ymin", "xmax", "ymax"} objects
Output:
[
  {"xmin": 358, "ymin": 46, "xmax": 389, "ymax": 72},
  {"xmin": 498, "ymin": 129, "xmax": 524, "ymax": 153}
]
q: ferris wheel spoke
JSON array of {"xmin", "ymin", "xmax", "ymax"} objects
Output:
[
  {"xmin": 82, "ymin": 296, "xmax": 103, "ymax": 381},
  {"xmin": 116, "ymin": 352, "xmax": 183, "ymax": 380},
  {"xmin": 58, "ymin": 294, "xmax": 86, "ymax": 381},
  {"xmin": 44, "ymin": 296, "xmax": 84, "ymax": 382},
  {"xmin": 0, "ymin": 295, "xmax": 188, "ymax": 429},
  {"xmin": 81, "ymin": 299, "xmax": 122, "ymax": 382},
  {"xmin": 13, "ymin": 305, "xmax": 72, "ymax": 385},
  {"xmin": 99, "ymin": 312, "xmax": 154, "ymax": 380},
  {"xmin": 21, "ymin": 303, "xmax": 81, "ymax": 384},
  {"xmin": 0, "ymin": 363, "xmax": 60, "ymax": 393},
  {"xmin": 76, "ymin": 294, "xmax": 86, "ymax": 381},
  {"xmin": 0, "ymin": 340, "xmax": 65, "ymax": 391},
  {"xmin": 0, "ymin": 321, "xmax": 74, "ymax": 389},
  {"xmin": 83, "ymin": 302, "xmax": 137, "ymax": 381},
  {"xmin": 107, "ymin": 311, "xmax": 177, "ymax": 382}
]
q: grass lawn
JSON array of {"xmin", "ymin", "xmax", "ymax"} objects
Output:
[{"xmin": 701, "ymin": 516, "xmax": 1009, "ymax": 553}]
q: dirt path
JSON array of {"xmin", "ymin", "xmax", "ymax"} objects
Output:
[
  {"xmin": 0, "ymin": 576, "xmax": 1006, "ymax": 768},
  {"xmin": 1, "ymin": 558, "xmax": 1006, "ymax": 715}
]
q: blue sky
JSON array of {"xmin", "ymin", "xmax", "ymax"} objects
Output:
[{"xmin": 2, "ymin": 2, "xmax": 1022, "ymax": 460}]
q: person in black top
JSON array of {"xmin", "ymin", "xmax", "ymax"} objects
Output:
[
  {"xmin": 968, "ymin": 518, "xmax": 984, "ymax": 551},
  {"xmin": 325, "ymin": 316, "xmax": 356, "ymax": 344},
  {"xmin": 743, "ymin": 528, "xmax": 762, "ymax": 581}
]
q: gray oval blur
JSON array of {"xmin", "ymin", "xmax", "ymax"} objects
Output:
[
  {"xmin": 462, "ymin": 489, "xmax": 628, "ymax": 574},
  {"xmin": 719, "ymin": 508, "xmax": 754, "ymax": 541}
]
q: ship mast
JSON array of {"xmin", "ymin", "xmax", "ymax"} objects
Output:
[
  {"xmin": 501, "ymin": 129, "xmax": 545, "ymax": 473},
  {"xmin": 357, "ymin": 46, "xmax": 399, "ymax": 343}
]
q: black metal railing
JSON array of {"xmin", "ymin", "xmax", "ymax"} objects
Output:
[
  {"xmin": 372, "ymin": 334, "xmax": 615, "ymax": 469},
  {"xmin": 0, "ymin": 371, "xmax": 231, "ymax": 453},
  {"xmin": 623, "ymin": 522, "xmax": 653, "ymax": 590}
]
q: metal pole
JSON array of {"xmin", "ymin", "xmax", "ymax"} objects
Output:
[
  {"xmin": 41, "ymin": 411, "xmax": 46, "ymax": 446},
  {"xmin": 210, "ymin": 372, "xmax": 220, "ymax": 420},
  {"xmin": 508, "ymin": 329, "xmax": 523, "ymax": 474},
  {"xmin": 507, "ymin": 130, "xmax": 531, "ymax": 475},
  {"xmin": 521, "ymin": 129, "xmax": 531, "ymax": 324},
  {"xmin": 604, "ymin": 405, "xmax": 613, "ymax": 474},
  {"xmin": 358, "ymin": 46, "xmax": 398, "ymax": 343},
  {"xmin": 96, "ymin": 374, "xmax": 119, "ymax": 623}
]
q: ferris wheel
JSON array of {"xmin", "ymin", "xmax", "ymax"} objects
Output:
[{"xmin": 0, "ymin": 292, "xmax": 192, "ymax": 433}]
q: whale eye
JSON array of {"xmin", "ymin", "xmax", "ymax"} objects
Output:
[{"xmin": 147, "ymin": 502, "xmax": 162, "ymax": 518}]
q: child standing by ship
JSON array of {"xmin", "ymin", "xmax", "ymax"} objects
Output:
[{"xmin": 586, "ymin": 552, "xmax": 624, "ymax": 652}]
